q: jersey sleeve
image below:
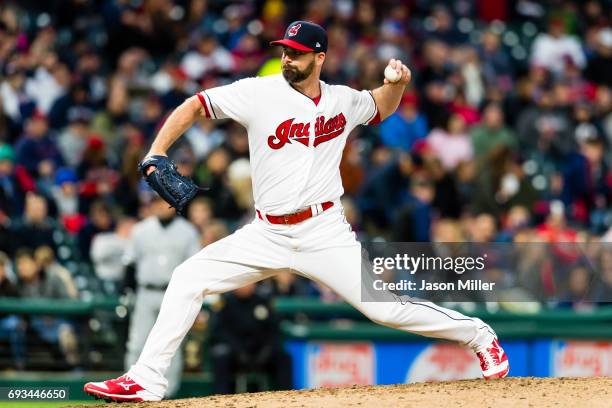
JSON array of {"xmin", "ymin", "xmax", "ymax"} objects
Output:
[
  {"xmin": 351, "ymin": 89, "xmax": 381, "ymax": 126},
  {"xmin": 196, "ymin": 78, "xmax": 255, "ymax": 125}
]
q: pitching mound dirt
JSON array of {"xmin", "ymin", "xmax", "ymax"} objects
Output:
[{"xmin": 70, "ymin": 377, "xmax": 612, "ymax": 408}]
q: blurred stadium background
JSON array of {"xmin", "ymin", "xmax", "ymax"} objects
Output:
[{"xmin": 0, "ymin": 0, "xmax": 611, "ymax": 403}]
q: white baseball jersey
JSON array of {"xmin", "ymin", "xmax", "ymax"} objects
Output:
[{"xmin": 196, "ymin": 74, "xmax": 380, "ymax": 215}]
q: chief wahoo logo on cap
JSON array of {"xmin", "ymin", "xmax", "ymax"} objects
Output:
[{"xmin": 288, "ymin": 23, "xmax": 301, "ymax": 36}]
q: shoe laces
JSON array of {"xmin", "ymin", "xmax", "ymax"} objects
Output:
[
  {"xmin": 477, "ymin": 350, "xmax": 492, "ymax": 370},
  {"xmin": 115, "ymin": 374, "xmax": 133, "ymax": 383},
  {"xmin": 477, "ymin": 340, "xmax": 501, "ymax": 370}
]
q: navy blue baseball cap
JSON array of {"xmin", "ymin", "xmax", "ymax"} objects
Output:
[{"xmin": 270, "ymin": 21, "xmax": 328, "ymax": 53}]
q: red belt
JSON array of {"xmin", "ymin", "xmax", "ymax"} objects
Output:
[{"xmin": 257, "ymin": 202, "xmax": 334, "ymax": 225}]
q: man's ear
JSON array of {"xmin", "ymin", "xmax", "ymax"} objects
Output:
[{"xmin": 316, "ymin": 52, "xmax": 326, "ymax": 67}]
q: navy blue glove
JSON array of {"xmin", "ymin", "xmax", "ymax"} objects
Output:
[{"xmin": 138, "ymin": 155, "xmax": 202, "ymax": 214}]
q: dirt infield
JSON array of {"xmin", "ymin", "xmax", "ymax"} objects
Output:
[{"xmin": 72, "ymin": 377, "xmax": 612, "ymax": 408}]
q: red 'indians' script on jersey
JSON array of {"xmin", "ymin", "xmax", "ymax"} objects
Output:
[{"xmin": 268, "ymin": 113, "xmax": 347, "ymax": 149}]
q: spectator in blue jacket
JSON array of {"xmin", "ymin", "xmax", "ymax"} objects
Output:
[{"xmin": 379, "ymin": 93, "xmax": 429, "ymax": 151}]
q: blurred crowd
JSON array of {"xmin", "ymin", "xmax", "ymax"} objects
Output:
[{"xmin": 0, "ymin": 0, "xmax": 611, "ymax": 372}]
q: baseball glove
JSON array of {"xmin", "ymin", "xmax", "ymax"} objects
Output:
[{"xmin": 138, "ymin": 155, "xmax": 202, "ymax": 214}]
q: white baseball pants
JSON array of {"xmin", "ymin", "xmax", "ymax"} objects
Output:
[
  {"xmin": 125, "ymin": 287, "xmax": 183, "ymax": 397},
  {"xmin": 128, "ymin": 200, "xmax": 495, "ymax": 398}
]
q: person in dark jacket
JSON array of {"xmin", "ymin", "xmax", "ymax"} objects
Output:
[
  {"xmin": 10, "ymin": 192, "xmax": 58, "ymax": 255},
  {"xmin": 357, "ymin": 152, "xmax": 414, "ymax": 231},
  {"xmin": 16, "ymin": 248, "xmax": 80, "ymax": 367},
  {"xmin": 209, "ymin": 283, "xmax": 292, "ymax": 394},
  {"xmin": 562, "ymin": 125, "xmax": 610, "ymax": 230},
  {"xmin": 0, "ymin": 251, "xmax": 26, "ymax": 369},
  {"xmin": 13, "ymin": 111, "xmax": 63, "ymax": 178},
  {"xmin": 0, "ymin": 143, "xmax": 28, "ymax": 218}
]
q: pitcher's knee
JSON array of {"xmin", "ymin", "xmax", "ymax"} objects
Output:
[
  {"xmin": 362, "ymin": 303, "xmax": 409, "ymax": 327},
  {"xmin": 362, "ymin": 306, "xmax": 394, "ymax": 326},
  {"xmin": 170, "ymin": 263, "xmax": 189, "ymax": 282},
  {"xmin": 168, "ymin": 262, "xmax": 202, "ymax": 295},
  {"xmin": 170, "ymin": 259, "xmax": 223, "ymax": 298}
]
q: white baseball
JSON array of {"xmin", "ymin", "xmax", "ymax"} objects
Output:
[{"xmin": 384, "ymin": 65, "xmax": 401, "ymax": 83}]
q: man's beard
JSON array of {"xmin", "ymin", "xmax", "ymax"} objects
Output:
[{"xmin": 282, "ymin": 59, "xmax": 315, "ymax": 83}]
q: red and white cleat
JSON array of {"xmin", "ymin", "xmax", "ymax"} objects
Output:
[
  {"xmin": 475, "ymin": 338, "xmax": 510, "ymax": 379},
  {"xmin": 84, "ymin": 374, "xmax": 162, "ymax": 402}
]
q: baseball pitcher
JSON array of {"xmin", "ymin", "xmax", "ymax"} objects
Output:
[{"xmin": 85, "ymin": 21, "xmax": 509, "ymax": 402}]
